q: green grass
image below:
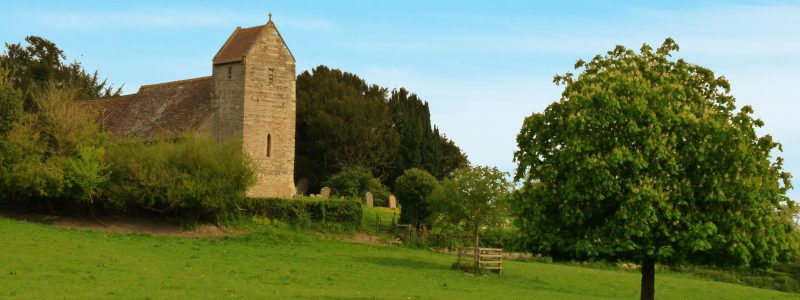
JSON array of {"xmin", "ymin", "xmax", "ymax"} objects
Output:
[
  {"xmin": 0, "ymin": 217, "xmax": 797, "ymax": 299},
  {"xmin": 361, "ymin": 206, "xmax": 399, "ymax": 236}
]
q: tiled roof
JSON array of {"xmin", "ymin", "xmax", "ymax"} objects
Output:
[
  {"xmin": 212, "ymin": 25, "xmax": 264, "ymax": 64},
  {"xmin": 84, "ymin": 76, "xmax": 216, "ymax": 138}
]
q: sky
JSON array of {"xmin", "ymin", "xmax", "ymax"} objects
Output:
[{"xmin": 1, "ymin": 0, "xmax": 798, "ymax": 199}]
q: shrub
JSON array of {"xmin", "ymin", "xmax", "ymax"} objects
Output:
[
  {"xmin": 0, "ymin": 82, "xmax": 108, "ymax": 213},
  {"xmin": 0, "ymin": 67, "xmax": 23, "ymax": 137},
  {"xmin": 324, "ymin": 167, "xmax": 390, "ymax": 206},
  {"xmin": 368, "ymin": 178, "xmax": 390, "ymax": 207},
  {"xmin": 324, "ymin": 167, "xmax": 372, "ymax": 198},
  {"xmin": 393, "ymin": 168, "xmax": 437, "ymax": 228},
  {"xmin": 239, "ymin": 197, "xmax": 362, "ymax": 229},
  {"xmin": 428, "ymin": 165, "xmax": 512, "ymax": 249},
  {"xmin": 479, "ymin": 228, "xmax": 514, "ymax": 249},
  {"xmin": 104, "ymin": 134, "xmax": 256, "ymax": 221}
]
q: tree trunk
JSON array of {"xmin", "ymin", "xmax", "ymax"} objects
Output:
[
  {"xmin": 474, "ymin": 208, "xmax": 481, "ymax": 273},
  {"xmin": 640, "ymin": 258, "xmax": 655, "ymax": 300},
  {"xmin": 473, "ymin": 226, "xmax": 480, "ymax": 273}
]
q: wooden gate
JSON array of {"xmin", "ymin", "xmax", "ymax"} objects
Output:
[{"xmin": 456, "ymin": 247, "xmax": 503, "ymax": 274}]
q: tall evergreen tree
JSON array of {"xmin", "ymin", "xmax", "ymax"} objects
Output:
[
  {"xmin": 388, "ymin": 88, "xmax": 467, "ymax": 184},
  {"xmin": 295, "ymin": 65, "xmax": 467, "ymax": 193},
  {"xmin": 295, "ymin": 66, "xmax": 399, "ymax": 192}
]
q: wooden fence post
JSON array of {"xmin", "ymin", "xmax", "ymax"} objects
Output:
[{"xmin": 375, "ymin": 215, "xmax": 380, "ymax": 235}]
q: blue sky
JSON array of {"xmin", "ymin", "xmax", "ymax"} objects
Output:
[{"xmin": 2, "ymin": 0, "xmax": 798, "ymax": 199}]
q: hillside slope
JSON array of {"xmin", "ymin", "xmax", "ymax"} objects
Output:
[{"xmin": 0, "ymin": 217, "xmax": 796, "ymax": 299}]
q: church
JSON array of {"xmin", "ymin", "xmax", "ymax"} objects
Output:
[{"xmin": 86, "ymin": 15, "xmax": 296, "ymax": 198}]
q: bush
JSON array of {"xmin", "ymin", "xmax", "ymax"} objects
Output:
[
  {"xmin": 480, "ymin": 228, "xmax": 515, "ymax": 249},
  {"xmin": 239, "ymin": 197, "xmax": 362, "ymax": 229},
  {"xmin": 0, "ymin": 67, "xmax": 23, "ymax": 137},
  {"xmin": 0, "ymin": 83, "xmax": 108, "ymax": 213},
  {"xmin": 394, "ymin": 168, "xmax": 438, "ymax": 228},
  {"xmin": 672, "ymin": 262, "xmax": 800, "ymax": 293},
  {"xmin": 104, "ymin": 134, "xmax": 256, "ymax": 221},
  {"xmin": 324, "ymin": 167, "xmax": 372, "ymax": 198},
  {"xmin": 324, "ymin": 167, "xmax": 390, "ymax": 206},
  {"xmin": 369, "ymin": 178, "xmax": 390, "ymax": 207}
]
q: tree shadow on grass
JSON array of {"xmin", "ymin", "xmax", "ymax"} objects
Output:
[{"xmin": 352, "ymin": 255, "xmax": 448, "ymax": 271}]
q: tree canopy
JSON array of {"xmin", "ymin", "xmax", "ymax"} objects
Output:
[
  {"xmin": 513, "ymin": 39, "xmax": 799, "ymax": 300},
  {"xmin": 323, "ymin": 167, "xmax": 389, "ymax": 204},
  {"xmin": 295, "ymin": 66, "xmax": 467, "ymax": 193},
  {"xmin": 389, "ymin": 88, "xmax": 468, "ymax": 181},
  {"xmin": 429, "ymin": 165, "xmax": 513, "ymax": 248},
  {"xmin": 295, "ymin": 65, "xmax": 398, "ymax": 191},
  {"xmin": 394, "ymin": 168, "xmax": 439, "ymax": 229},
  {"xmin": 1, "ymin": 36, "xmax": 121, "ymax": 108}
]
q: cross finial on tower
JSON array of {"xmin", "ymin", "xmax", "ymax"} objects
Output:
[{"xmin": 268, "ymin": 12, "xmax": 272, "ymax": 22}]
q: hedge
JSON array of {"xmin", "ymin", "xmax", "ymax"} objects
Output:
[{"xmin": 239, "ymin": 197, "xmax": 362, "ymax": 229}]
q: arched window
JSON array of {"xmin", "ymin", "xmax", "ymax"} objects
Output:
[{"xmin": 267, "ymin": 134, "xmax": 272, "ymax": 157}]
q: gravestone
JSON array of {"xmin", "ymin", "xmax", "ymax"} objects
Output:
[
  {"xmin": 389, "ymin": 194, "xmax": 397, "ymax": 209},
  {"xmin": 365, "ymin": 192, "xmax": 374, "ymax": 207},
  {"xmin": 320, "ymin": 187, "xmax": 331, "ymax": 199},
  {"xmin": 295, "ymin": 177, "xmax": 309, "ymax": 195}
]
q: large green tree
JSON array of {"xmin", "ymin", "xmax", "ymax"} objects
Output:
[
  {"xmin": 1, "ymin": 36, "xmax": 121, "ymax": 108},
  {"xmin": 513, "ymin": 39, "xmax": 799, "ymax": 300},
  {"xmin": 295, "ymin": 66, "xmax": 467, "ymax": 193},
  {"xmin": 295, "ymin": 66, "xmax": 400, "ymax": 191},
  {"xmin": 389, "ymin": 88, "xmax": 468, "ymax": 183}
]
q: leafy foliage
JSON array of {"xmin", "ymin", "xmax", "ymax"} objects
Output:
[
  {"xmin": 0, "ymin": 68, "xmax": 23, "ymax": 136},
  {"xmin": 0, "ymin": 66, "xmax": 256, "ymax": 222},
  {"xmin": 0, "ymin": 82, "xmax": 108, "ymax": 211},
  {"xmin": 324, "ymin": 167, "xmax": 390, "ymax": 205},
  {"xmin": 389, "ymin": 88, "xmax": 468, "ymax": 182},
  {"xmin": 513, "ymin": 38, "xmax": 799, "ymax": 299},
  {"xmin": 429, "ymin": 165, "xmax": 513, "ymax": 246},
  {"xmin": 0, "ymin": 36, "xmax": 121, "ymax": 212},
  {"xmin": 1, "ymin": 36, "xmax": 121, "ymax": 108},
  {"xmin": 104, "ymin": 134, "xmax": 256, "ymax": 221},
  {"xmin": 295, "ymin": 66, "xmax": 399, "ymax": 191},
  {"xmin": 394, "ymin": 168, "xmax": 438, "ymax": 228},
  {"xmin": 295, "ymin": 66, "xmax": 467, "ymax": 193}
]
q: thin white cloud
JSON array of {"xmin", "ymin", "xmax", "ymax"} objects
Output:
[
  {"xmin": 279, "ymin": 16, "xmax": 333, "ymax": 31},
  {"xmin": 22, "ymin": 9, "xmax": 239, "ymax": 30},
  {"xmin": 341, "ymin": 3, "xmax": 800, "ymax": 57},
  {"xmin": 17, "ymin": 9, "xmax": 334, "ymax": 32}
]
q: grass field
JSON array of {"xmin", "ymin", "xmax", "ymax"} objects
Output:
[{"xmin": 1, "ymin": 216, "xmax": 797, "ymax": 299}]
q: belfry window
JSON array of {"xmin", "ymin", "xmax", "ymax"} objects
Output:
[
  {"xmin": 268, "ymin": 68, "xmax": 274, "ymax": 84},
  {"xmin": 267, "ymin": 134, "xmax": 272, "ymax": 157},
  {"xmin": 227, "ymin": 66, "xmax": 232, "ymax": 80}
]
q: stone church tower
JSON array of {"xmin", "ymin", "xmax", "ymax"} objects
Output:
[
  {"xmin": 211, "ymin": 16, "xmax": 297, "ymax": 197},
  {"xmin": 87, "ymin": 16, "xmax": 296, "ymax": 198}
]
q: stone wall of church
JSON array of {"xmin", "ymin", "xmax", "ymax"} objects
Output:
[
  {"xmin": 211, "ymin": 62, "xmax": 246, "ymax": 143},
  {"xmin": 241, "ymin": 22, "xmax": 296, "ymax": 198}
]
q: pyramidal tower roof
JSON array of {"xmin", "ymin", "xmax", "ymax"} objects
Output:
[{"xmin": 212, "ymin": 13, "xmax": 295, "ymax": 64}]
